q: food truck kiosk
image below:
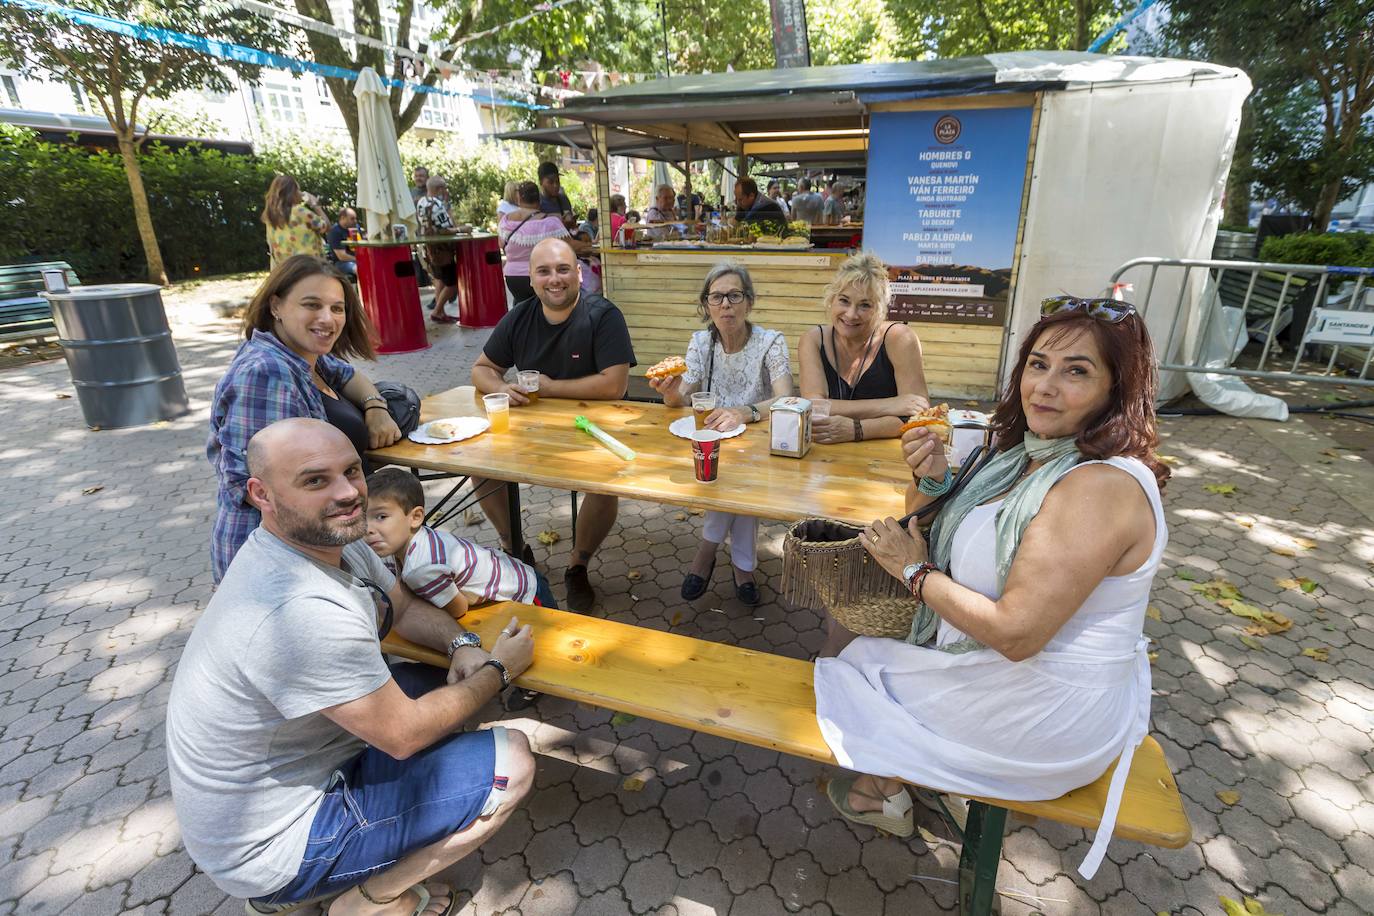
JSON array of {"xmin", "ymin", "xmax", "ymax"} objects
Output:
[{"xmin": 515, "ymin": 52, "xmax": 1250, "ymax": 400}]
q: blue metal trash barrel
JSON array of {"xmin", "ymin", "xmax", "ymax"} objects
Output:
[{"xmin": 42, "ymin": 283, "xmax": 190, "ymax": 430}]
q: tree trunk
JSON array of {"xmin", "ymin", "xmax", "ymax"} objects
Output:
[
  {"xmin": 1223, "ymin": 108, "xmax": 1253, "ymax": 227},
  {"xmin": 1310, "ymin": 178, "xmax": 1343, "ymax": 233},
  {"xmin": 115, "ymin": 133, "xmax": 168, "ymax": 285}
]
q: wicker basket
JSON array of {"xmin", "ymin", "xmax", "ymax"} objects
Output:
[{"xmin": 780, "ymin": 517, "xmax": 921, "ymax": 639}]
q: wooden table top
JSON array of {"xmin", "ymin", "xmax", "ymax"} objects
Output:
[{"xmin": 368, "ymin": 390, "xmax": 912, "ymax": 526}]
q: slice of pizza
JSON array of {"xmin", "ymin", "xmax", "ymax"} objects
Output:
[
  {"xmin": 898, "ymin": 403, "xmax": 951, "ymax": 444},
  {"xmin": 645, "ymin": 355, "xmax": 688, "ymax": 380}
]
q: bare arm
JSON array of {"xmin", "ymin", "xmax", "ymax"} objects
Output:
[
  {"xmin": 471, "ymin": 352, "xmax": 531, "ymax": 406},
  {"xmin": 798, "ymin": 327, "xmax": 827, "ymax": 400},
  {"xmin": 324, "ymin": 618, "xmax": 534, "ymax": 759},
  {"xmin": 341, "ymin": 373, "xmax": 402, "ymax": 448},
  {"xmin": 866, "ymin": 465, "xmax": 1154, "ymax": 661},
  {"xmin": 540, "ymin": 363, "xmax": 631, "ymax": 401}
]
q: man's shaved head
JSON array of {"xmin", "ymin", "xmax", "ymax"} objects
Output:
[
  {"xmin": 246, "ymin": 416, "xmax": 350, "ymax": 484},
  {"xmin": 528, "ymin": 238, "xmax": 581, "ymax": 312}
]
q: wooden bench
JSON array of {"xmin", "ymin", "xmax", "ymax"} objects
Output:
[
  {"xmin": 0, "ymin": 261, "xmax": 78, "ymax": 344},
  {"xmin": 382, "ymin": 602, "xmax": 1190, "ymax": 916}
]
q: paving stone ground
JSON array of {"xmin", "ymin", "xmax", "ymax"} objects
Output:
[{"xmin": 1, "ymin": 277, "xmax": 1371, "ymax": 915}]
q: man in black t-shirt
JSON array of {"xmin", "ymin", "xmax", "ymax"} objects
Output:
[
  {"xmin": 537, "ymin": 161, "xmax": 577, "ymax": 230},
  {"xmin": 325, "ymin": 207, "xmax": 359, "ymax": 276},
  {"xmin": 471, "ymin": 238, "xmax": 636, "ymax": 612}
]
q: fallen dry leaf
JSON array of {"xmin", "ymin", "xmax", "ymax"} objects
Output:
[
  {"xmin": 1243, "ymin": 611, "xmax": 1292, "ymax": 636},
  {"xmin": 1147, "ymin": 651, "xmax": 1159, "ymax": 664},
  {"xmin": 670, "ymin": 611, "xmax": 684, "ymax": 626},
  {"xmin": 1215, "ymin": 790, "xmax": 1241, "ymax": 806},
  {"xmin": 673, "ymin": 512, "xmax": 687, "ymax": 521},
  {"xmin": 1146, "ymin": 605, "xmax": 1162, "ymax": 621},
  {"xmin": 81, "ymin": 485, "xmax": 104, "ymax": 496},
  {"xmin": 1301, "ymin": 647, "xmax": 1330, "ymax": 662},
  {"xmin": 627, "ymin": 570, "xmax": 642, "ymax": 581},
  {"xmin": 621, "ymin": 776, "xmax": 645, "ymax": 792},
  {"xmin": 1276, "ymin": 576, "xmax": 1319, "ymax": 594},
  {"xmin": 1218, "ymin": 597, "xmax": 1266, "ymax": 621},
  {"xmin": 1220, "ymin": 895, "xmax": 1281, "ymax": 916},
  {"xmin": 55, "ymin": 392, "xmax": 71, "ymax": 399},
  {"xmin": 1194, "ymin": 579, "xmax": 1242, "ymax": 602},
  {"xmin": 153, "ymin": 420, "xmax": 170, "ymax": 429},
  {"xmin": 1270, "ymin": 545, "xmax": 1298, "ymax": 557},
  {"xmin": 1204, "ymin": 483, "xmax": 1237, "ymax": 496},
  {"xmin": 1239, "ymin": 635, "xmax": 1265, "ymax": 651},
  {"xmin": 1233, "ymin": 516, "xmax": 1255, "ymax": 529},
  {"xmin": 1157, "ymin": 454, "xmax": 1181, "ymax": 466},
  {"xmin": 1175, "ymin": 569, "xmax": 1198, "ymax": 581},
  {"xmin": 689, "ymin": 508, "xmax": 704, "ymax": 516},
  {"xmin": 1292, "ymin": 537, "xmax": 1317, "ymax": 550},
  {"xmin": 536, "ymin": 529, "xmax": 560, "ymax": 546},
  {"xmin": 610, "ymin": 712, "xmax": 638, "ymax": 726}
]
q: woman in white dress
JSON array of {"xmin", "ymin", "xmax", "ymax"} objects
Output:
[
  {"xmin": 649, "ymin": 263, "xmax": 793, "ymax": 605},
  {"xmin": 813, "ymin": 297, "xmax": 1170, "ymax": 879}
]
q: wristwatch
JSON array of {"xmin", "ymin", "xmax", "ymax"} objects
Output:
[
  {"xmin": 902, "ymin": 562, "xmax": 937, "ymax": 600},
  {"xmin": 447, "ymin": 631, "xmax": 482, "ymax": 658},
  {"xmin": 748, "ymin": 404, "xmax": 760, "ymax": 423},
  {"xmin": 481, "ymin": 657, "xmax": 511, "ymax": 688}
]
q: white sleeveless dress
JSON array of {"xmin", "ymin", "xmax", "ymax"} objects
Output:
[{"xmin": 814, "ymin": 457, "xmax": 1167, "ymax": 878}]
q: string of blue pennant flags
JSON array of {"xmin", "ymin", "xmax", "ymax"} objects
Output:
[{"xmin": 0, "ymin": 0, "xmax": 548, "ymax": 110}]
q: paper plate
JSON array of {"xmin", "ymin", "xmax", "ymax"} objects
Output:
[
  {"xmin": 409, "ymin": 416, "xmax": 491, "ymax": 444},
  {"xmin": 669, "ymin": 416, "xmax": 745, "ymax": 440}
]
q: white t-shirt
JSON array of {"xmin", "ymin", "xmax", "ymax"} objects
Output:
[
  {"xmin": 165, "ymin": 529, "xmax": 394, "ymax": 898},
  {"xmin": 682, "ymin": 324, "xmax": 790, "ymax": 408}
]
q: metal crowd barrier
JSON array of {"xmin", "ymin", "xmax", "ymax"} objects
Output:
[{"xmin": 1108, "ymin": 257, "xmax": 1374, "ymax": 387}]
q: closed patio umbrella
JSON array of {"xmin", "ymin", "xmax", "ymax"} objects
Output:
[
  {"xmin": 354, "ymin": 67, "xmax": 416, "ymax": 240},
  {"xmin": 652, "ymin": 160, "xmax": 672, "ymax": 196}
]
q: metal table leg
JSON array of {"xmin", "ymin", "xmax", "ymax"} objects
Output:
[
  {"xmin": 958, "ymin": 801, "xmax": 1007, "ymax": 916},
  {"xmin": 507, "ymin": 482, "xmax": 524, "ymax": 556}
]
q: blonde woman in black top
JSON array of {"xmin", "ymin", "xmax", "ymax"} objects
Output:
[{"xmin": 798, "ymin": 253, "xmax": 930, "ymax": 443}]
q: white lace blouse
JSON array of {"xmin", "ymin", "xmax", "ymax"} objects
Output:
[{"xmin": 682, "ymin": 325, "xmax": 790, "ymax": 408}]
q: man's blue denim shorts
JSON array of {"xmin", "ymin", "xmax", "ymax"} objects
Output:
[{"xmin": 251, "ymin": 663, "xmax": 512, "ymax": 907}]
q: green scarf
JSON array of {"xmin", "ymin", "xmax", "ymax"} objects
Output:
[{"xmin": 907, "ymin": 433, "xmax": 1083, "ymax": 648}]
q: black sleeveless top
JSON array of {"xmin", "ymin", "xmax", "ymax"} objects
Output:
[
  {"xmin": 818, "ymin": 323, "xmax": 900, "ymax": 400},
  {"xmin": 321, "ymin": 392, "xmax": 371, "ymax": 464}
]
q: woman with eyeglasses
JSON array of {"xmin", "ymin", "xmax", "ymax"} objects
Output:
[
  {"xmin": 799, "ymin": 253, "xmax": 931, "ymax": 443},
  {"xmin": 649, "ymin": 262, "xmax": 794, "ymax": 605},
  {"xmin": 812, "ymin": 297, "xmax": 1169, "ymax": 880}
]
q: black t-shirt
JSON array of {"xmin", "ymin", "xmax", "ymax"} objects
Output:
[
  {"xmin": 539, "ymin": 190, "xmax": 574, "ymax": 217},
  {"xmin": 482, "ymin": 292, "xmax": 636, "ymax": 381},
  {"xmin": 741, "ymin": 195, "xmax": 787, "ymax": 224},
  {"xmin": 325, "ymin": 223, "xmax": 349, "ymax": 262}
]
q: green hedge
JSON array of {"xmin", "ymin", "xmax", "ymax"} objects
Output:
[
  {"xmin": 1259, "ymin": 231, "xmax": 1374, "ymax": 268},
  {"xmin": 0, "ymin": 124, "xmax": 548, "ymax": 283}
]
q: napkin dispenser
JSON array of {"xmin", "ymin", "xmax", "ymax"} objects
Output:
[{"xmin": 769, "ymin": 397, "xmax": 813, "ymax": 458}]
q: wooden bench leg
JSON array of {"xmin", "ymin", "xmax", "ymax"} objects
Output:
[{"xmin": 958, "ymin": 801, "xmax": 1007, "ymax": 916}]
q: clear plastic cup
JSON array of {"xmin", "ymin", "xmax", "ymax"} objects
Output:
[
  {"xmin": 517, "ymin": 370, "xmax": 540, "ymax": 403},
  {"xmin": 691, "ymin": 391, "xmax": 717, "ymax": 430},
  {"xmin": 482, "ymin": 393, "xmax": 510, "ymax": 433}
]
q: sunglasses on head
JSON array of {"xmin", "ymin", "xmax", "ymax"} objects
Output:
[{"xmin": 1041, "ymin": 296, "xmax": 1136, "ymax": 323}]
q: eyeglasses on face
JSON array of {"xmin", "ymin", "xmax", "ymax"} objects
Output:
[
  {"xmin": 1040, "ymin": 295, "xmax": 1136, "ymax": 323},
  {"xmin": 705, "ymin": 291, "xmax": 747, "ymax": 306}
]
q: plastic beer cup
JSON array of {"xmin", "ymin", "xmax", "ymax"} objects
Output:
[{"xmin": 483, "ymin": 393, "xmax": 510, "ymax": 433}]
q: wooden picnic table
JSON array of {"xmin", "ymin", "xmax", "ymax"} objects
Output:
[{"xmin": 367, "ymin": 389, "xmax": 913, "ymax": 552}]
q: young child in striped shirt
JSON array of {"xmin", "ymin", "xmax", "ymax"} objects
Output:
[{"xmin": 364, "ymin": 468, "xmax": 557, "ymax": 613}]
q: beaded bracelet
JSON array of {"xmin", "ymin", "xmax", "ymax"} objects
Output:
[{"xmin": 916, "ymin": 468, "xmax": 954, "ymax": 497}]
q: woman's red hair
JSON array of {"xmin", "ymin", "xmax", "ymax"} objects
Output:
[{"xmin": 990, "ymin": 309, "xmax": 1170, "ymax": 489}]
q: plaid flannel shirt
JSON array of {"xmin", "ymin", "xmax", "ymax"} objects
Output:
[{"xmin": 207, "ymin": 330, "xmax": 355, "ymax": 582}]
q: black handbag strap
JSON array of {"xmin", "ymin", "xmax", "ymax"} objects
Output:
[{"xmin": 897, "ymin": 444, "xmax": 998, "ymax": 528}]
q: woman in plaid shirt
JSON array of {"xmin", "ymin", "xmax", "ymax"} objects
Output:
[{"xmin": 207, "ymin": 256, "xmax": 402, "ymax": 582}]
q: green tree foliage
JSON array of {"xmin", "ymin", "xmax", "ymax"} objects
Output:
[
  {"xmin": 809, "ymin": 0, "xmax": 896, "ymax": 66},
  {"xmin": 884, "ymin": 0, "xmax": 1134, "ymax": 57},
  {"xmin": 0, "ymin": 124, "xmax": 541, "ymax": 282},
  {"xmin": 0, "ymin": 0, "xmax": 285, "ymax": 284},
  {"xmin": 291, "ymin": 0, "xmax": 486, "ymax": 145},
  {"xmin": 1156, "ymin": 0, "xmax": 1374, "ymax": 232}
]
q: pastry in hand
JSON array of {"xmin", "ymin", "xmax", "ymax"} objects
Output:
[
  {"xmin": 899, "ymin": 403, "xmax": 951, "ymax": 444},
  {"xmin": 645, "ymin": 355, "xmax": 688, "ymax": 380}
]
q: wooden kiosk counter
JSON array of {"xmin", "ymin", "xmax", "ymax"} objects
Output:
[
  {"xmin": 603, "ymin": 246, "xmax": 1004, "ymax": 398},
  {"xmin": 515, "ymin": 54, "xmax": 1250, "ymax": 404}
]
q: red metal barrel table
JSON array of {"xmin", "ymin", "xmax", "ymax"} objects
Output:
[
  {"xmin": 451, "ymin": 233, "xmax": 506, "ymax": 328},
  {"xmin": 348, "ymin": 238, "xmax": 429, "ymax": 354}
]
